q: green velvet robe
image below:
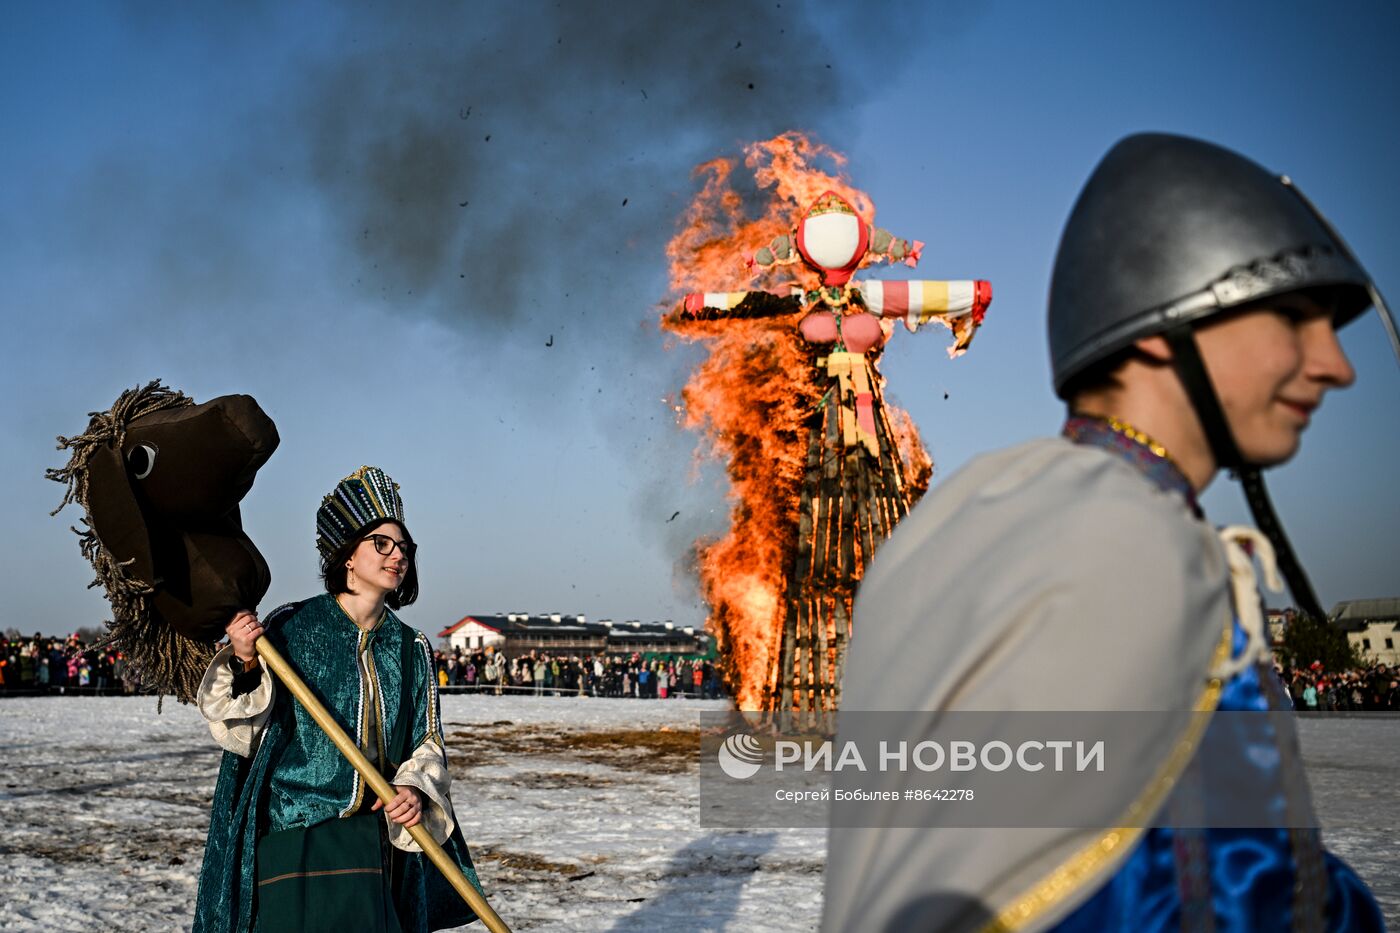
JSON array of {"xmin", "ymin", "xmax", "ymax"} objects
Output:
[{"xmin": 194, "ymin": 594, "xmax": 482, "ymax": 932}]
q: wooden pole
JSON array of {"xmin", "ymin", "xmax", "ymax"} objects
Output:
[
  {"xmin": 813, "ymin": 596, "xmax": 831, "ymax": 712},
  {"xmin": 796, "ymin": 597, "xmax": 812, "ymax": 723},
  {"xmin": 778, "ymin": 597, "xmax": 797, "ymax": 712},
  {"xmin": 780, "ymin": 414, "xmax": 824, "ymax": 712},
  {"xmin": 832, "ymin": 599, "xmax": 851, "ymax": 709},
  {"xmin": 853, "ymin": 461, "xmax": 876, "ymax": 574},
  {"xmin": 838, "ymin": 454, "xmax": 857, "ymax": 582},
  {"xmin": 814, "ymin": 392, "xmax": 841, "ymax": 583},
  {"xmin": 254, "ymin": 637, "xmax": 512, "ymax": 933},
  {"xmin": 794, "ymin": 418, "xmax": 822, "ymax": 580}
]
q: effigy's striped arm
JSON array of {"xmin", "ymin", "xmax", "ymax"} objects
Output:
[
  {"xmin": 853, "ymin": 279, "xmax": 992, "ymax": 357},
  {"xmin": 672, "ymin": 290, "xmax": 803, "ymax": 322}
]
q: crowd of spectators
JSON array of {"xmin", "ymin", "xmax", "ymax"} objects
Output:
[
  {"xmin": 1279, "ymin": 661, "xmax": 1399, "ymax": 711},
  {"xmin": 431, "ymin": 647, "xmax": 725, "ymax": 700},
  {"xmin": 0, "ymin": 630, "xmax": 725, "ymax": 700},
  {"xmin": 0, "ymin": 633, "xmax": 129, "ymax": 694},
  {"xmin": 9, "ymin": 629, "xmax": 1396, "ymax": 711}
]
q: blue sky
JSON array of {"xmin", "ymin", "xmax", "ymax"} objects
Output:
[{"xmin": 5, "ymin": 1, "xmax": 1397, "ymax": 640}]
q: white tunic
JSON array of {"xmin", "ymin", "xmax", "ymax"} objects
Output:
[{"xmin": 821, "ymin": 437, "xmax": 1238, "ymax": 933}]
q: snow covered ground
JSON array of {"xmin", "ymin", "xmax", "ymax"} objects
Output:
[
  {"xmin": 0, "ymin": 695, "xmax": 822, "ymax": 932},
  {"xmin": 1, "ymin": 697, "xmax": 1394, "ymax": 931}
]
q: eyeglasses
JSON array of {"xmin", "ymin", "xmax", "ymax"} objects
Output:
[{"xmin": 364, "ymin": 533, "xmax": 416, "ymax": 560}]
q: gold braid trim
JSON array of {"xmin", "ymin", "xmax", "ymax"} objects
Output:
[
  {"xmin": 979, "ymin": 616, "xmax": 1234, "ymax": 932},
  {"xmin": 1101, "ymin": 416, "xmax": 1174, "ymax": 464},
  {"xmin": 346, "ymin": 627, "xmax": 371, "ymax": 817}
]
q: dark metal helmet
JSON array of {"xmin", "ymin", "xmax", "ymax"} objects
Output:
[
  {"xmin": 1049, "ymin": 133, "xmax": 1373, "ymax": 397},
  {"xmin": 1046, "ymin": 132, "xmax": 1400, "ymax": 625}
]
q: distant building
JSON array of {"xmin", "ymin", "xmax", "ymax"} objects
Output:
[
  {"xmin": 437, "ymin": 612, "xmax": 712, "ymax": 659},
  {"xmin": 1266, "ymin": 608, "xmax": 1290, "ymax": 653},
  {"xmin": 1330, "ymin": 597, "xmax": 1400, "ymax": 666},
  {"xmin": 602, "ymin": 619, "xmax": 714, "ymax": 657},
  {"xmin": 438, "ymin": 613, "xmax": 606, "ymax": 657}
]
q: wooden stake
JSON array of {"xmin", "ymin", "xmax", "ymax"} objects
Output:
[
  {"xmin": 832, "ymin": 599, "xmax": 851, "ymax": 709},
  {"xmin": 814, "ymin": 597, "xmax": 831, "ymax": 711},
  {"xmin": 839, "ymin": 455, "xmax": 857, "ymax": 581},
  {"xmin": 788, "ymin": 420, "xmax": 821, "ymax": 586},
  {"xmin": 853, "ymin": 459, "xmax": 876, "ymax": 574},
  {"xmin": 800, "ymin": 598, "xmax": 814, "ymax": 715},
  {"xmin": 813, "ymin": 400, "xmax": 840, "ymax": 583},
  {"xmin": 779, "ymin": 597, "xmax": 797, "ymax": 712}
]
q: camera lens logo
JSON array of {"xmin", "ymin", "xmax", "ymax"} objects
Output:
[{"xmin": 717, "ymin": 732, "xmax": 764, "ymax": 780}]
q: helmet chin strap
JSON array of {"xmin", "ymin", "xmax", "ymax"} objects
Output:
[{"xmin": 1164, "ymin": 324, "xmax": 1329, "ymax": 624}]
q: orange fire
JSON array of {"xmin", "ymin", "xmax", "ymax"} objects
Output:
[{"xmin": 664, "ymin": 133, "xmax": 931, "ymax": 710}]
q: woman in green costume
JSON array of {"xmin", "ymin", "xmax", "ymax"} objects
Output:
[{"xmin": 193, "ymin": 466, "xmax": 483, "ymax": 933}]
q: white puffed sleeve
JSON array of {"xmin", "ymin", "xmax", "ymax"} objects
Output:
[
  {"xmin": 386, "ymin": 737, "xmax": 456, "ymax": 851},
  {"xmin": 384, "ymin": 629, "xmax": 457, "ymax": 851},
  {"xmin": 197, "ymin": 644, "xmax": 276, "ymax": 758}
]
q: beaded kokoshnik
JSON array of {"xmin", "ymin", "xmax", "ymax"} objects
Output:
[{"xmin": 316, "ymin": 465, "xmax": 406, "ymax": 558}]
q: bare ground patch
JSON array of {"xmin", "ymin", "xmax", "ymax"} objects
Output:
[
  {"xmin": 473, "ymin": 847, "xmax": 590, "ymax": 877},
  {"xmin": 552, "ymin": 728, "xmax": 699, "ymax": 773},
  {"xmin": 505, "ymin": 771, "xmax": 619, "ymax": 790},
  {"xmin": 444, "ymin": 724, "xmax": 700, "ymax": 774},
  {"xmin": 0, "ymin": 826, "xmax": 204, "ymax": 866}
]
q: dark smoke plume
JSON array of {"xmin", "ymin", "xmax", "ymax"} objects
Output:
[
  {"xmin": 294, "ymin": 1, "xmax": 936, "ymax": 338},
  {"xmin": 94, "ymin": 0, "xmax": 954, "ymax": 589}
]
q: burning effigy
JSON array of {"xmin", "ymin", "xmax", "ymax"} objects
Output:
[{"xmin": 664, "ymin": 134, "xmax": 991, "ymax": 713}]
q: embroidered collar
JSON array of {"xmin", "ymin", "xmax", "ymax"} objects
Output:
[
  {"xmin": 1064, "ymin": 414, "xmax": 1201, "ymax": 516},
  {"xmin": 332, "ymin": 593, "xmax": 387, "ymax": 637}
]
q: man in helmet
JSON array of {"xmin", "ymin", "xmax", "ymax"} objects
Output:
[{"xmin": 821, "ymin": 134, "xmax": 1387, "ymax": 932}]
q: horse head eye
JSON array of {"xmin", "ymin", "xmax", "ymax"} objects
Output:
[{"xmin": 128, "ymin": 444, "xmax": 157, "ymax": 480}]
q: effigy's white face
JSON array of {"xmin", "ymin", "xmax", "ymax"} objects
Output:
[{"xmin": 799, "ymin": 210, "xmax": 863, "ymax": 271}]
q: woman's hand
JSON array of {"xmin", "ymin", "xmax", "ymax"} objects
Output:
[
  {"xmin": 225, "ymin": 611, "xmax": 263, "ymax": 664},
  {"xmin": 373, "ymin": 785, "xmax": 423, "ymax": 828}
]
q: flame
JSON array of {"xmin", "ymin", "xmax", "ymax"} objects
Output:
[
  {"xmin": 667, "ymin": 133, "xmax": 875, "ymax": 298},
  {"xmin": 663, "ymin": 133, "xmax": 932, "ymax": 710},
  {"xmin": 886, "ymin": 404, "xmax": 933, "ymax": 492}
]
